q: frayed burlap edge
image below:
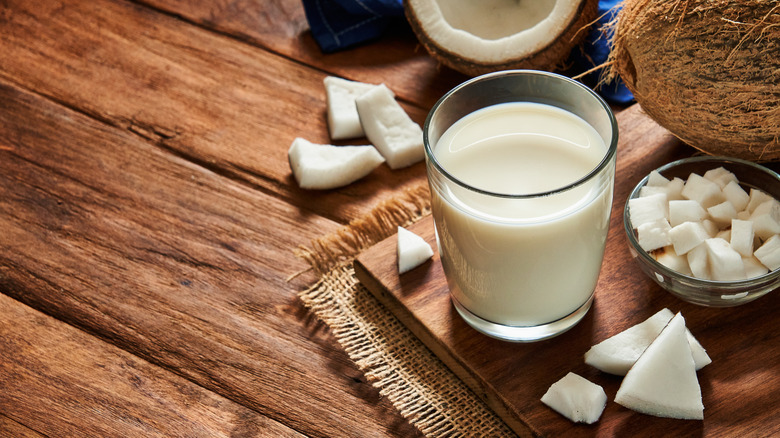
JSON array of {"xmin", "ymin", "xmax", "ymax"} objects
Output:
[{"xmin": 294, "ymin": 183, "xmax": 523, "ymax": 437}]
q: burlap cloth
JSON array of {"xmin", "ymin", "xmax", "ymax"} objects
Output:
[{"xmin": 295, "ymin": 184, "xmax": 531, "ymax": 437}]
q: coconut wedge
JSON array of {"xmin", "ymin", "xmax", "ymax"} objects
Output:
[
  {"xmin": 288, "ymin": 138, "xmax": 384, "ymax": 190},
  {"xmin": 614, "ymin": 313, "xmax": 704, "ymax": 420},
  {"xmin": 541, "ymin": 372, "xmax": 607, "ymax": 424},
  {"xmin": 323, "ymin": 76, "xmax": 383, "ymax": 141},
  {"xmin": 585, "ymin": 308, "xmax": 710, "ymax": 376},
  {"xmin": 355, "ymin": 84, "xmax": 424, "ymax": 170},
  {"xmin": 397, "ymin": 226, "xmax": 434, "ymax": 274}
]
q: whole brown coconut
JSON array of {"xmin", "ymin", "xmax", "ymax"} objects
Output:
[
  {"xmin": 404, "ymin": 0, "xmax": 599, "ymax": 77},
  {"xmin": 608, "ymin": 0, "xmax": 780, "ymax": 161}
]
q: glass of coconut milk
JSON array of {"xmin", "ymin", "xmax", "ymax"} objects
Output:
[{"xmin": 424, "ymin": 70, "xmax": 618, "ymax": 342}]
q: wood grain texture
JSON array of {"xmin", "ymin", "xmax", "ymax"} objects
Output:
[
  {"xmin": 0, "ymin": 77, "xmax": 420, "ymax": 438},
  {"xmin": 0, "ymin": 0, "xmax": 432, "ymax": 224},
  {"xmin": 355, "ymin": 104, "xmax": 780, "ymax": 437},
  {"xmin": 0, "ymin": 294, "xmax": 302, "ymax": 437}
]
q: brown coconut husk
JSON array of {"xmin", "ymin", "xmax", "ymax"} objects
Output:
[
  {"xmin": 405, "ymin": 0, "xmax": 600, "ymax": 77},
  {"xmin": 605, "ymin": 0, "xmax": 780, "ymax": 162}
]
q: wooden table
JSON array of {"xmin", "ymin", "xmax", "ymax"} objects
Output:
[{"xmin": 2, "ymin": 1, "xmax": 777, "ymax": 437}]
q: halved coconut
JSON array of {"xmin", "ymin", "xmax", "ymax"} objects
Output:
[{"xmin": 404, "ymin": 0, "xmax": 599, "ymax": 76}]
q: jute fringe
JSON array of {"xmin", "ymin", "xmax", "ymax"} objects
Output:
[{"xmin": 295, "ymin": 183, "xmax": 522, "ymax": 437}]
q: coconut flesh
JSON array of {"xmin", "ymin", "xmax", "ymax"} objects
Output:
[
  {"xmin": 405, "ymin": 0, "xmax": 599, "ymax": 76},
  {"xmin": 607, "ymin": 0, "xmax": 780, "ymax": 162}
]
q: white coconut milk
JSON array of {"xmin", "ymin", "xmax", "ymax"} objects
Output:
[{"xmin": 431, "ymin": 102, "xmax": 613, "ymax": 326}]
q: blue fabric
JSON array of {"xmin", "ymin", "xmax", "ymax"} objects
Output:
[{"xmin": 301, "ymin": 0, "xmax": 633, "ymax": 104}]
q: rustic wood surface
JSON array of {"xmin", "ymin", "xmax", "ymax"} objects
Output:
[
  {"xmin": 354, "ymin": 104, "xmax": 780, "ymax": 437},
  {"xmin": 2, "ymin": 0, "xmax": 775, "ymax": 437}
]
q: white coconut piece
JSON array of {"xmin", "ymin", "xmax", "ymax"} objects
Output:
[
  {"xmin": 700, "ymin": 219, "xmax": 719, "ymax": 237},
  {"xmin": 323, "ymin": 76, "xmax": 382, "ymax": 140},
  {"xmin": 639, "ymin": 185, "xmax": 667, "ymax": 198},
  {"xmin": 682, "ymin": 173, "xmax": 725, "ymax": 209},
  {"xmin": 722, "ymin": 180, "xmax": 750, "ymax": 212},
  {"xmin": 668, "ymin": 221, "xmax": 709, "ymax": 256},
  {"xmin": 707, "ymin": 201, "xmax": 738, "ymax": 227},
  {"xmin": 669, "ymin": 200, "xmax": 707, "ymax": 227},
  {"xmin": 397, "ymin": 226, "xmax": 434, "ymax": 274},
  {"xmin": 656, "ymin": 247, "xmax": 693, "ymax": 276},
  {"xmin": 646, "ymin": 170, "xmax": 670, "ymax": 187},
  {"xmin": 287, "ymin": 138, "xmax": 384, "ymax": 190},
  {"xmin": 629, "ymin": 193, "xmax": 668, "ymax": 229},
  {"xmin": 584, "ymin": 308, "xmax": 710, "ymax": 376},
  {"xmin": 743, "ymin": 256, "xmax": 770, "ymax": 278},
  {"xmin": 754, "ymin": 234, "xmax": 780, "ymax": 271},
  {"xmin": 730, "ymin": 219, "xmax": 755, "ymax": 257},
  {"xmin": 702, "ymin": 166, "xmax": 738, "ymax": 189},
  {"xmin": 665, "ymin": 177, "xmax": 686, "ymax": 201},
  {"xmin": 355, "ymin": 84, "xmax": 424, "ymax": 169},
  {"xmin": 637, "ymin": 218, "xmax": 672, "ymax": 252},
  {"xmin": 615, "ymin": 313, "xmax": 704, "ymax": 420},
  {"xmin": 750, "ymin": 199, "xmax": 780, "ymax": 240},
  {"xmin": 687, "ymin": 244, "xmax": 711, "ymax": 280},
  {"xmin": 705, "ymin": 238, "xmax": 746, "ymax": 281},
  {"xmin": 541, "ymin": 372, "xmax": 607, "ymax": 424},
  {"xmin": 746, "ymin": 188, "xmax": 774, "ymax": 213}
]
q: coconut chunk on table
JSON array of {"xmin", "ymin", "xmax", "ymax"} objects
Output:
[
  {"xmin": 614, "ymin": 313, "xmax": 704, "ymax": 420},
  {"xmin": 754, "ymin": 234, "xmax": 780, "ymax": 271},
  {"xmin": 287, "ymin": 138, "xmax": 384, "ymax": 190},
  {"xmin": 355, "ymin": 84, "xmax": 424, "ymax": 169},
  {"xmin": 682, "ymin": 173, "xmax": 725, "ymax": 208},
  {"xmin": 541, "ymin": 372, "xmax": 606, "ymax": 424},
  {"xmin": 323, "ymin": 76, "xmax": 383, "ymax": 140},
  {"xmin": 705, "ymin": 237, "xmax": 746, "ymax": 281},
  {"xmin": 397, "ymin": 226, "xmax": 434, "ymax": 274}
]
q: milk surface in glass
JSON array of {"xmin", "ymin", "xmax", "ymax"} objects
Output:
[{"xmin": 431, "ymin": 102, "xmax": 613, "ymax": 326}]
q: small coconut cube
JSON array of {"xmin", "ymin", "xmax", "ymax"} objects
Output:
[
  {"xmin": 750, "ymin": 199, "xmax": 780, "ymax": 240},
  {"xmin": 716, "ymin": 229, "xmax": 731, "ymax": 241},
  {"xmin": 705, "ymin": 238, "xmax": 746, "ymax": 281},
  {"xmin": 700, "ymin": 219, "xmax": 719, "ymax": 237},
  {"xmin": 323, "ymin": 76, "xmax": 382, "ymax": 140},
  {"xmin": 665, "ymin": 177, "xmax": 686, "ymax": 201},
  {"xmin": 629, "ymin": 193, "xmax": 668, "ymax": 229},
  {"xmin": 746, "ymin": 188, "xmax": 774, "ymax": 213},
  {"xmin": 687, "ymin": 244, "xmax": 711, "ymax": 280},
  {"xmin": 637, "ymin": 218, "xmax": 672, "ymax": 252},
  {"xmin": 646, "ymin": 170, "xmax": 670, "ymax": 187},
  {"xmin": 669, "ymin": 221, "xmax": 710, "ymax": 255},
  {"xmin": 703, "ymin": 166, "xmax": 738, "ymax": 189},
  {"xmin": 744, "ymin": 256, "xmax": 770, "ymax": 279},
  {"xmin": 541, "ymin": 372, "xmax": 607, "ymax": 424},
  {"xmin": 722, "ymin": 180, "xmax": 750, "ymax": 212},
  {"xmin": 669, "ymin": 200, "xmax": 708, "ymax": 227},
  {"xmin": 737, "ymin": 210, "xmax": 752, "ymax": 221},
  {"xmin": 656, "ymin": 247, "xmax": 693, "ymax": 276},
  {"xmin": 730, "ymin": 219, "xmax": 755, "ymax": 257},
  {"xmin": 287, "ymin": 138, "xmax": 385, "ymax": 190},
  {"xmin": 707, "ymin": 201, "xmax": 738, "ymax": 227},
  {"xmin": 682, "ymin": 173, "xmax": 725, "ymax": 208},
  {"xmin": 640, "ymin": 185, "xmax": 668, "ymax": 198},
  {"xmin": 355, "ymin": 84, "xmax": 424, "ymax": 169},
  {"xmin": 754, "ymin": 234, "xmax": 780, "ymax": 271}
]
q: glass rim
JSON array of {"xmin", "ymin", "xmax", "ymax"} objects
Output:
[{"xmin": 423, "ymin": 69, "xmax": 619, "ymax": 199}]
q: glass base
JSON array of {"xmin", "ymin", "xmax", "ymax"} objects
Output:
[{"xmin": 452, "ymin": 295, "xmax": 594, "ymax": 342}]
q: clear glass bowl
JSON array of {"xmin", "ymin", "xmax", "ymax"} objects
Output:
[{"xmin": 624, "ymin": 156, "xmax": 780, "ymax": 306}]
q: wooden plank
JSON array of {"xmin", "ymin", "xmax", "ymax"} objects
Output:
[
  {"xmin": 354, "ymin": 104, "xmax": 780, "ymax": 436},
  {"xmin": 0, "ymin": 294, "xmax": 304, "ymax": 437},
  {"xmin": 0, "ymin": 0, "xmax": 430, "ymax": 224},
  {"xmin": 0, "ymin": 414, "xmax": 44, "ymax": 438},
  {"xmin": 139, "ymin": 0, "xmax": 470, "ymax": 110},
  {"xmin": 0, "ymin": 79, "xmax": 420, "ymax": 438}
]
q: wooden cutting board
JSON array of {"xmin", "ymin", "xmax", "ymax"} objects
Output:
[{"xmin": 354, "ymin": 105, "xmax": 780, "ymax": 437}]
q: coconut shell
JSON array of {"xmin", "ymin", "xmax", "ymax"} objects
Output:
[
  {"xmin": 608, "ymin": 0, "xmax": 780, "ymax": 162},
  {"xmin": 404, "ymin": 0, "xmax": 600, "ymax": 77}
]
